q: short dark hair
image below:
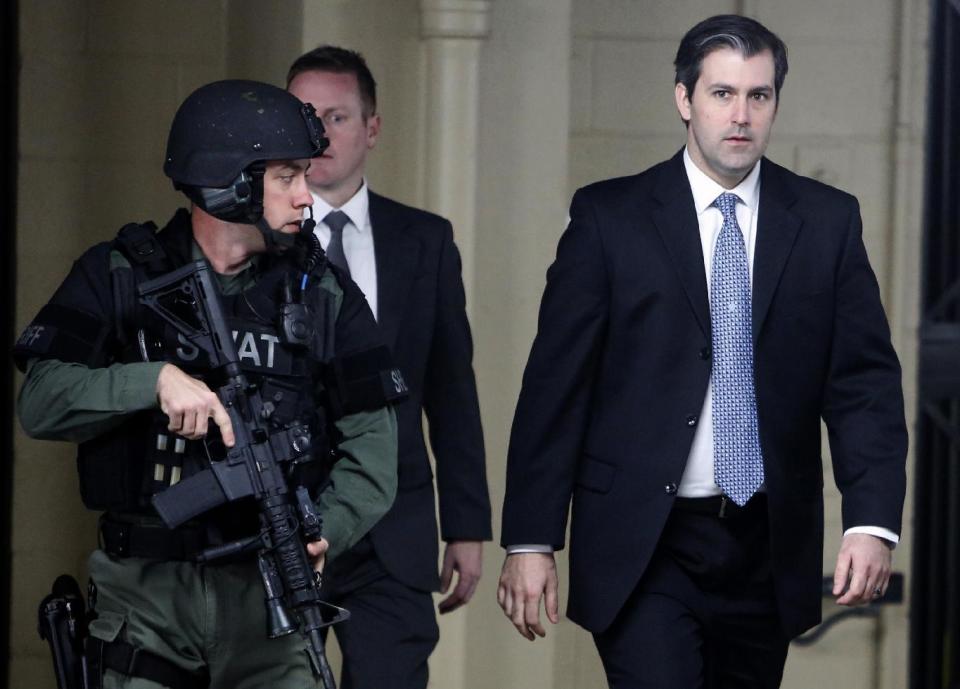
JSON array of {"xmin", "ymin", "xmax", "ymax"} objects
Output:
[
  {"xmin": 287, "ymin": 45, "xmax": 378, "ymax": 119},
  {"xmin": 674, "ymin": 15, "xmax": 788, "ymax": 101}
]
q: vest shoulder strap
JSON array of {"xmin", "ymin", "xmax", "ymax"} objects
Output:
[
  {"xmin": 110, "ymin": 221, "xmax": 169, "ymax": 351},
  {"xmin": 113, "ymin": 221, "xmax": 167, "ymax": 272}
]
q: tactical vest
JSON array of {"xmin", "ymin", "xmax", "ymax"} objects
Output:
[{"xmin": 77, "ymin": 213, "xmax": 338, "ymax": 526}]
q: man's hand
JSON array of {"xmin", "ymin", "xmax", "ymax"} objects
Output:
[
  {"xmin": 496, "ymin": 552, "xmax": 559, "ymax": 640},
  {"xmin": 156, "ymin": 363, "xmax": 235, "ymax": 445},
  {"xmin": 307, "ymin": 538, "xmax": 329, "ymax": 574},
  {"xmin": 437, "ymin": 540, "xmax": 483, "ymax": 614},
  {"xmin": 832, "ymin": 532, "xmax": 893, "ymax": 605}
]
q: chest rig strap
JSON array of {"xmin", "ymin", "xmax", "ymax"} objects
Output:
[{"xmin": 111, "ymin": 221, "xmax": 170, "ymax": 350}]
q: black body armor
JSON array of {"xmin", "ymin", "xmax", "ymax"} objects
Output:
[
  {"xmin": 14, "ymin": 209, "xmax": 405, "ymax": 539},
  {"xmin": 78, "ymin": 212, "xmax": 337, "ymax": 533}
]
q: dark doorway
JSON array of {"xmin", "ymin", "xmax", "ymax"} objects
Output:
[
  {"xmin": 1, "ymin": 2, "xmax": 18, "ymax": 687},
  {"xmin": 911, "ymin": 1, "xmax": 960, "ymax": 687}
]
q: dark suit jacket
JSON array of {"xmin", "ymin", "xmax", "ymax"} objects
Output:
[
  {"xmin": 365, "ymin": 191, "xmax": 492, "ymax": 592},
  {"xmin": 500, "ymin": 151, "xmax": 907, "ymax": 638}
]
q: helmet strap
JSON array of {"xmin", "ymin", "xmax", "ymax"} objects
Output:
[{"xmin": 256, "ymin": 216, "xmax": 298, "ymax": 254}]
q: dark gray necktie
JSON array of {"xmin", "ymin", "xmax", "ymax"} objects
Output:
[{"xmin": 323, "ymin": 210, "xmax": 351, "ymax": 276}]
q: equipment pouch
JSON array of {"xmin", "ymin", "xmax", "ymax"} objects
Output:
[
  {"xmin": 76, "ymin": 413, "xmax": 151, "ymax": 511},
  {"xmin": 84, "ymin": 612, "xmax": 126, "ymax": 689},
  {"xmin": 85, "ymin": 612, "xmax": 124, "ymax": 689}
]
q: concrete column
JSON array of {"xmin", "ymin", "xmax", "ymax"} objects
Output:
[
  {"xmin": 469, "ymin": 3, "xmax": 576, "ymax": 688},
  {"xmin": 416, "ymin": 7, "xmax": 493, "ymax": 686},
  {"xmin": 419, "ymin": 0, "xmax": 492, "ymax": 304}
]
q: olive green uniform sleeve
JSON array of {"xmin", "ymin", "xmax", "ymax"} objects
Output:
[
  {"xmin": 317, "ymin": 405, "xmax": 398, "ymax": 561},
  {"xmin": 17, "ymin": 247, "xmax": 251, "ymax": 444},
  {"xmin": 313, "ymin": 266, "xmax": 399, "ymax": 561},
  {"xmin": 18, "ymin": 359, "xmax": 166, "ymax": 443}
]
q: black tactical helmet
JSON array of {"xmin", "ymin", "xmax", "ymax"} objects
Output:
[{"xmin": 164, "ymin": 79, "xmax": 327, "ymax": 224}]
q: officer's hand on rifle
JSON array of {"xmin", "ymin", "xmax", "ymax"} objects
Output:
[
  {"xmin": 156, "ymin": 363, "xmax": 236, "ymax": 446},
  {"xmin": 306, "ymin": 538, "xmax": 329, "ymax": 574}
]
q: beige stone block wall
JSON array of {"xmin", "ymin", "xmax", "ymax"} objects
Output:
[
  {"xmin": 568, "ymin": 0, "xmax": 738, "ymax": 196},
  {"xmin": 469, "ymin": 3, "xmax": 580, "ymax": 687},
  {"xmin": 300, "ymin": 0, "xmax": 424, "ymax": 207},
  {"xmin": 226, "ymin": 1, "xmax": 304, "ymax": 85}
]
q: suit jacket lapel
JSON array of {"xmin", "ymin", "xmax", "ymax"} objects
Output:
[
  {"xmin": 369, "ymin": 192, "xmax": 420, "ymax": 349},
  {"xmin": 651, "ymin": 153, "xmax": 711, "ymax": 338},
  {"xmin": 752, "ymin": 159, "xmax": 802, "ymax": 342}
]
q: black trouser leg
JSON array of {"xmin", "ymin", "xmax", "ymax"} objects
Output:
[
  {"xmin": 322, "ymin": 539, "xmax": 439, "ymax": 689},
  {"xmin": 594, "ymin": 498, "xmax": 789, "ymax": 689}
]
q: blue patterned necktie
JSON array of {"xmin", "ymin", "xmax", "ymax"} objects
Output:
[
  {"xmin": 711, "ymin": 192, "xmax": 764, "ymax": 506},
  {"xmin": 324, "ymin": 210, "xmax": 351, "ymax": 277}
]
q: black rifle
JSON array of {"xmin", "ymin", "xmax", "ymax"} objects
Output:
[{"xmin": 137, "ymin": 259, "xmax": 347, "ymax": 689}]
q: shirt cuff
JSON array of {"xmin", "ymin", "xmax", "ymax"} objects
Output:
[
  {"xmin": 844, "ymin": 526, "xmax": 899, "ymax": 547},
  {"xmin": 505, "ymin": 544, "xmax": 554, "ymax": 554}
]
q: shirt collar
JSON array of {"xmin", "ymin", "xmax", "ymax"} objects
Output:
[
  {"xmin": 310, "ymin": 180, "xmax": 370, "ymax": 232},
  {"xmin": 683, "ymin": 147, "xmax": 761, "ymax": 216}
]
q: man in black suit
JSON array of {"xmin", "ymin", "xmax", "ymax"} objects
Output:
[
  {"xmin": 287, "ymin": 46, "xmax": 492, "ymax": 689},
  {"xmin": 497, "ymin": 15, "xmax": 907, "ymax": 689}
]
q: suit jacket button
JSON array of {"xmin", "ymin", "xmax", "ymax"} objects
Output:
[
  {"xmin": 699, "ymin": 346, "xmax": 711, "ymax": 360},
  {"xmin": 686, "ymin": 414, "xmax": 698, "ymax": 427},
  {"xmin": 664, "ymin": 483, "xmax": 678, "ymax": 494}
]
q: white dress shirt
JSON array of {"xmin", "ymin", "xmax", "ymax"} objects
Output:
[
  {"xmin": 508, "ymin": 149, "xmax": 896, "ymax": 553},
  {"xmin": 309, "ymin": 181, "xmax": 379, "ymax": 321},
  {"xmin": 678, "ymin": 148, "xmax": 761, "ymax": 498}
]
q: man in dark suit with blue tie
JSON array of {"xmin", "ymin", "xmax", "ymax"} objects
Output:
[
  {"xmin": 287, "ymin": 46, "xmax": 492, "ymax": 689},
  {"xmin": 497, "ymin": 15, "xmax": 907, "ymax": 689}
]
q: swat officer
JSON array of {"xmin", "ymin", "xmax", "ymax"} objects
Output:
[{"xmin": 15, "ymin": 80, "xmax": 399, "ymax": 688}]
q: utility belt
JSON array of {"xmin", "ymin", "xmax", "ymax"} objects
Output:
[
  {"xmin": 38, "ymin": 574, "xmax": 209, "ymax": 689},
  {"xmin": 98, "ymin": 514, "xmax": 252, "ymax": 562}
]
